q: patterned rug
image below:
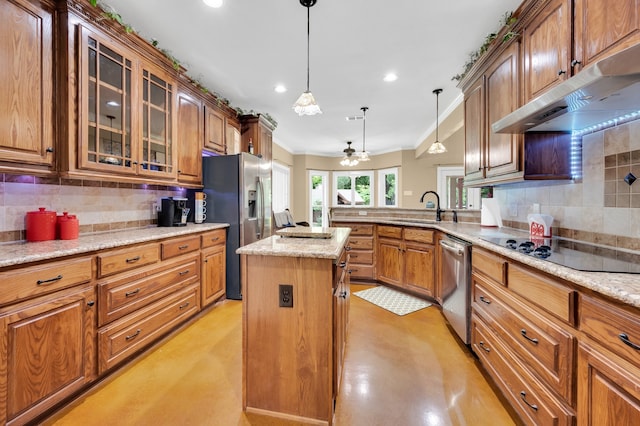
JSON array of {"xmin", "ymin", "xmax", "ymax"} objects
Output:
[{"xmin": 353, "ymin": 286, "xmax": 431, "ymax": 316}]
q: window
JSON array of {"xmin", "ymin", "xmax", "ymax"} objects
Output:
[
  {"xmin": 272, "ymin": 161, "xmax": 290, "ymax": 212},
  {"xmin": 436, "ymin": 166, "xmax": 481, "ymax": 209},
  {"xmin": 377, "ymin": 168, "xmax": 398, "ymax": 207},
  {"xmin": 333, "ymin": 171, "xmax": 374, "ymax": 207},
  {"xmin": 309, "ymin": 170, "xmax": 329, "ymax": 226}
]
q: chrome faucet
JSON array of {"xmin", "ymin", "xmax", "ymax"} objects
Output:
[{"xmin": 419, "ymin": 190, "xmax": 443, "ymax": 222}]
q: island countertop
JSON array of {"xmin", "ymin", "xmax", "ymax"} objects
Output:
[{"xmin": 236, "ymin": 227, "xmax": 351, "ymax": 260}]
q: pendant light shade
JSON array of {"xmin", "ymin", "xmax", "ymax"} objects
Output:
[
  {"xmin": 340, "ymin": 141, "xmax": 359, "ymax": 166},
  {"xmin": 357, "ymin": 106, "xmax": 370, "ymax": 161},
  {"xmin": 293, "ymin": 0, "xmax": 321, "ymax": 116},
  {"xmin": 427, "ymin": 88, "xmax": 447, "ymax": 154}
]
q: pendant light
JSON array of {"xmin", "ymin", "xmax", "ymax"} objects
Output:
[
  {"xmin": 427, "ymin": 88, "xmax": 447, "ymax": 154},
  {"xmin": 357, "ymin": 106, "xmax": 370, "ymax": 161},
  {"xmin": 340, "ymin": 141, "xmax": 359, "ymax": 166},
  {"xmin": 293, "ymin": 0, "xmax": 322, "ymax": 116}
]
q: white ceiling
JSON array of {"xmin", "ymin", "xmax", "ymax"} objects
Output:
[{"xmin": 104, "ymin": 0, "xmax": 522, "ymax": 157}]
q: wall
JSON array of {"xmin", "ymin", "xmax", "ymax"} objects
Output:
[
  {"xmin": 0, "ymin": 174, "xmax": 181, "ymax": 243},
  {"xmin": 495, "ymin": 119, "xmax": 640, "ymax": 250}
]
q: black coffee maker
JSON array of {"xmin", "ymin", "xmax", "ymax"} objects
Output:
[{"xmin": 158, "ymin": 197, "xmax": 189, "ymax": 227}]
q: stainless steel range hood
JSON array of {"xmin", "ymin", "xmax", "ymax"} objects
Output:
[{"xmin": 492, "ymin": 43, "xmax": 640, "ymax": 134}]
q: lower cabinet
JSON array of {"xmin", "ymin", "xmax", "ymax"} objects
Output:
[
  {"xmin": 333, "ymin": 250, "xmax": 350, "ymax": 397},
  {"xmin": 201, "ymin": 229, "xmax": 226, "ymax": 306},
  {"xmin": 376, "ymin": 226, "xmax": 436, "ymax": 298},
  {"xmin": 0, "ymin": 285, "xmax": 96, "ymax": 426},
  {"xmin": 341, "ymin": 223, "xmax": 375, "ymax": 281}
]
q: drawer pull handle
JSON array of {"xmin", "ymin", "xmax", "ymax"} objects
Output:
[
  {"xmin": 519, "ymin": 391, "xmax": 538, "ymax": 411},
  {"xmin": 126, "ymin": 329, "xmax": 141, "ymax": 341},
  {"xmin": 178, "ymin": 245, "xmax": 189, "ymax": 250},
  {"xmin": 351, "ymin": 255, "xmax": 358, "ymax": 259},
  {"xmin": 619, "ymin": 333, "xmax": 640, "ymax": 351},
  {"xmin": 179, "ymin": 302, "xmax": 190, "ymax": 310},
  {"xmin": 179, "ymin": 270, "xmax": 190, "ymax": 276},
  {"xmin": 125, "ymin": 288, "xmax": 140, "ymax": 297},
  {"xmin": 211, "ymin": 237, "xmax": 219, "ymax": 242},
  {"xmin": 126, "ymin": 256, "xmax": 141, "ymax": 263},
  {"xmin": 351, "ymin": 241, "xmax": 358, "ymax": 244},
  {"xmin": 37, "ymin": 274, "xmax": 63, "ymax": 285},
  {"xmin": 479, "ymin": 341, "xmax": 491, "ymax": 353},
  {"xmin": 479, "ymin": 296, "xmax": 491, "ymax": 305},
  {"xmin": 520, "ymin": 329, "xmax": 539, "ymax": 345},
  {"xmin": 339, "ymin": 261, "xmax": 347, "ymax": 268},
  {"xmin": 340, "ymin": 291, "xmax": 348, "ymax": 299},
  {"xmin": 345, "ymin": 246, "xmax": 352, "ymax": 251}
]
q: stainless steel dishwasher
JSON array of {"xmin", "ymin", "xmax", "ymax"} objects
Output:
[{"xmin": 439, "ymin": 234, "xmax": 472, "ymax": 344}]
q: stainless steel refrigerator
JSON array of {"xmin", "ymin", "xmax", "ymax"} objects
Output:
[{"xmin": 201, "ymin": 153, "xmax": 271, "ymax": 300}]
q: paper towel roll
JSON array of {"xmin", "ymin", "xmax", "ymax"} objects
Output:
[{"xmin": 481, "ymin": 198, "xmax": 503, "ymax": 228}]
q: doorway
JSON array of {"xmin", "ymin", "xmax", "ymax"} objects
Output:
[{"xmin": 309, "ymin": 170, "xmax": 329, "ymax": 227}]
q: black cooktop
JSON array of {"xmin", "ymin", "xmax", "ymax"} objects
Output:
[{"xmin": 480, "ymin": 236, "xmax": 640, "ymax": 274}]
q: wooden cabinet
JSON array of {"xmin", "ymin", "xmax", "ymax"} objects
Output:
[
  {"xmin": 522, "ymin": 0, "xmax": 572, "ymax": 102},
  {"xmin": 376, "ymin": 226, "xmax": 436, "ymax": 298},
  {"xmin": 76, "ymin": 24, "xmax": 176, "ymax": 180},
  {"xmin": 463, "ymin": 40, "xmax": 523, "ymax": 185},
  {"xmin": 204, "ymin": 104, "xmax": 226, "ymax": 154},
  {"xmin": 226, "ymin": 119, "xmax": 241, "ymax": 155},
  {"xmin": 342, "ymin": 223, "xmax": 375, "ymax": 281},
  {"xmin": 240, "ymin": 114, "xmax": 275, "ymax": 162},
  {"xmin": 0, "ymin": 285, "xmax": 96, "ymax": 426},
  {"xmin": 176, "ymin": 90, "xmax": 203, "ymax": 185},
  {"xmin": 201, "ymin": 229, "xmax": 226, "ymax": 306},
  {"xmin": 574, "ymin": 0, "xmax": 640, "ymax": 70},
  {"xmin": 471, "ymin": 247, "xmax": 576, "ymax": 423},
  {"xmin": 333, "ymin": 249, "xmax": 350, "ymax": 397},
  {"xmin": 0, "ymin": 0, "xmax": 55, "ymax": 173}
]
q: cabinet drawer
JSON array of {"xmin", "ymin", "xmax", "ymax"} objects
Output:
[
  {"xmin": 349, "ymin": 264, "xmax": 374, "ymax": 280},
  {"xmin": 201, "ymin": 228, "xmax": 226, "ymax": 248},
  {"xmin": 403, "ymin": 228, "xmax": 433, "ymax": 244},
  {"xmin": 377, "ymin": 225, "xmax": 402, "ymax": 239},
  {"xmin": 473, "ymin": 277, "xmax": 574, "ymax": 402},
  {"xmin": 98, "ymin": 284, "xmax": 200, "ymax": 373},
  {"xmin": 472, "ymin": 316, "xmax": 575, "ymax": 426},
  {"xmin": 347, "ymin": 236, "xmax": 373, "ymax": 250},
  {"xmin": 98, "ymin": 244, "xmax": 160, "ymax": 278},
  {"xmin": 0, "ymin": 257, "xmax": 93, "ymax": 306},
  {"xmin": 161, "ymin": 235, "xmax": 201, "ymax": 259},
  {"xmin": 97, "ymin": 254, "xmax": 200, "ymax": 326},
  {"xmin": 508, "ymin": 263, "xmax": 575, "ymax": 324},
  {"xmin": 348, "ymin": 250, "xmax": 373, "ymax": 265},
  {"xmin": 348, "ymin": 224, "xmax": 373, "ymax": 236},
  {"xmin": 580, "ymin": 294, "xmax": 640, "ymax": 366},
  {"xmin": 472, "ymin": 247, "xmax": 507, "ymax": 285}
]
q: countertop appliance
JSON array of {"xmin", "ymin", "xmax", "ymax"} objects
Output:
[
  {"xmin": 158, "ymin": 197, "xmax": 189, "ymax": 227},
  {"xmin": 479, "ymin": 236, "xmax": 640, "ymax": 274},
  {"xmin": 198, "ymin": 153, "xmax": 271, "ymax": 300},
  {"xmin": 440, "ymin": 235, "xmax": 472, "ymax": 344}
]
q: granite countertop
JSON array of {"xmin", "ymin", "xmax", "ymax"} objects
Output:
[
  {"xmin": 0, "ymin": 223, "xmax": 229, "ymax": 269},
  {"xmin": 237, "ymin": 227, "xmax": 351, "ymax": 261},
  {"xmin": 331, "ymin": 216, "xmax": 640, "ymax": 309}
]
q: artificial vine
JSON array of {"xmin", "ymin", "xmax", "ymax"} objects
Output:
[{"xmin": 452, "ymin": 11, "xmax": 518, "ymax": 82}]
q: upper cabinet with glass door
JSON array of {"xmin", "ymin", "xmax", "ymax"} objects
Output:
[{"xmin": 78, "ymin": 25, "xmax": 176, "ymax": 180}]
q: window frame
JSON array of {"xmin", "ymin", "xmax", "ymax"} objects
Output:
[
  {"xmin": 377, "ymin": 167, "xmax": 398, "ymax": 208},
  {"xmin": 332, "ymin": 170, "xmax": 375, "ymax": 207}
]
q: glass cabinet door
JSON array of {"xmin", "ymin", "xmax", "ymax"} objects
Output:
[
  {"xmin": 80, "ymin": 26, "xmax": 134, "ymax": 172},
  {"xmin": 140, "ymin": 65, "xmax": 175, "ymax": 177}
]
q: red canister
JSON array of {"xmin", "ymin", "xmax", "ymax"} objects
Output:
[
  {"xmin": 26, "ymin": 207, "xmax": 57, "ymax": 242},
  {"xmin": 57, "ymin": 212, "xmax": 79, "ymax": 240}
]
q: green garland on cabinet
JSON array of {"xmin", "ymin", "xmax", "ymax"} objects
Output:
[{"xmin": 451, "ymin": 11, "xmax": 518, "ymax": 83}]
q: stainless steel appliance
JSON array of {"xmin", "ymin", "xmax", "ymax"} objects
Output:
[
  {"xmin": 440, "ymin": 235, "xmax": 472, "ymax": 344},
  {"xmin": 199, "ymin": 153, "xmax": 271, "ymax": 300}
]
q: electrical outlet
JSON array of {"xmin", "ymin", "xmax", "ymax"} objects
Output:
[
  {"xmin": 533, "ymin": 203, "xmax": 541, "ymax": 213},
  {"xmin": 151, "ymin": 203, "xmax": 159, "ymax": 217},
  {"xmin": 358, "ymin": 210, "xmax": 367, "ymax": 216},
  {"xmin": 279, "ymin": 284, "xmax": 293, "ymax": 308}
]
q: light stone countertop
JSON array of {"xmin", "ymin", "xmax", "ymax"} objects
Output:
[
  {"xmin": 331, "ymin": 216, "xmax": 640, "ymax": 309},
  {"xmin": 0, "ymin": 223, "xmax": 229, "ymax": 269},
  {"xmin": 236, "ymin": 227, "xmax": 351, "ymax": 262}
]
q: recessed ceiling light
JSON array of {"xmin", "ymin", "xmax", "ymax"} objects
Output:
[
  {"xmin": 383, "ymin": 73, "xmax": 398, "ymax": 82},
  {"xmin": 203, "ymin": 0, "xmax": 223, "ymax": 8},
  {"xmin": 274, "ymin": 85, "xmax": 287, "ymax": 93}
]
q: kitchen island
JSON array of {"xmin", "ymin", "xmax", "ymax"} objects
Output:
[{"xmin": 237, "ymin": 227, "xmax": 351, "ymax": 425}]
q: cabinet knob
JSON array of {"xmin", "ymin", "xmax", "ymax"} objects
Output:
[
  {"xmin": 571, "ymin": 59, "xmax": 582, "ymax": 68},
  {"xmin": 87, "ymin": 300, "xmax": 95, "ymax": 307},
  {"xmin": 46, "ymin": 147, "xmax": 54, "ymax": 153},
  {"xmin": 557, "ymin": 69, "xmax": 567, "ymax": 76}
]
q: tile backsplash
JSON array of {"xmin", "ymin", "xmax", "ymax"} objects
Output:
[
  {"xmin": 495, "ymin": 118, "xmax": 640, "ymax": 250},
  {"xmin": 0, "ymin": 174, "xmax": 183, "ymax": 243}
]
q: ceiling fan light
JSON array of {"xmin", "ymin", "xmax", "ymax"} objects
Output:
[{"xmin": 293, "ymin": 91, "xmax": 322, "ymax": 116}]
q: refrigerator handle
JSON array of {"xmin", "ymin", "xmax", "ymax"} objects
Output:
[{"xmin": 257, "ymin": 178, "xmax": 265, "ymax": 239}]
